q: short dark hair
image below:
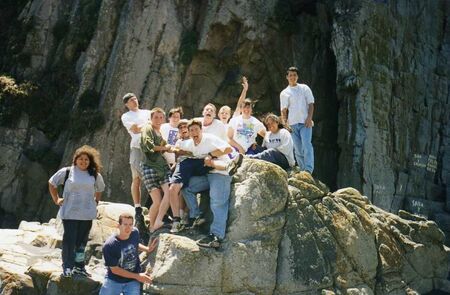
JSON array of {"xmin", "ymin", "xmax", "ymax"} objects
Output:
[
  {"xmin": 150, "ymin": 107, "xmax": 166, "ymax": 118},
  {"xmin": 122, "ymin": 93, "xmax": 136, "ymax": 104},
  {"xmin": 118, "ymin": 213, "xmax": 134, "ymax": 225},
  {"xmin": 187, "ymin": 119, "xmax": 202, "ymax": 130},
  {"xmin": 169, "ymin": 106, "xmax": 184, "ymax": 118},
  {"xmin": 286, "ymin": 66, "xmax": 299, "ymax": 75}
]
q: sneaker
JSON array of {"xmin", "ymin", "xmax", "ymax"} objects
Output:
[
  {"xmin": 227, "ymin": 153, "xmax": 243, "ymax": 176},
  {"xmin": 197, "ymin": 234, "xmax": 221, "ymax": 249},
  {"xmin": 170, "ymin": 220, "xmax": 185, "ymax": 233},
  {"xmin": 72, "ymin": 266, "xmax": 91, "ymax": 277},
  {"xmin": 62, "ymin": 267, "xmax": 72, "ymax": 278}
]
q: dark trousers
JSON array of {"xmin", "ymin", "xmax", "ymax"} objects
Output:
[
  {"xmin": 62, "ymin": 219, "xmax": 92, "ymax": 269},
  {"xmin": 247, "ymin": 148, "xmax": 290, "ymax": 170}
]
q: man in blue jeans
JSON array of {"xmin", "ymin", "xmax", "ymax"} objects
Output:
[
  {"xmin": 181, "ymin": 119, "xmax": 233, "ymax": 248},
  {"xmin": 100, "ymin": 213, "xmax": 157, "ymax": 295},
  {"xmin": 280, "ymin": 66, "xmax": 315, "ymax": 173}
]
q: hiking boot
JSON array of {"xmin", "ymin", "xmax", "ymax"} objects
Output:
[
  {"xmin": 227, "ymin": 153, "xmax": 243, "ymax": 176},
  {"xmin": 72, "ymin": 266, "xmax": 91, "ymax": 277},
  {"xmin": 170, "ymin": 220, "xmax": 185, "ymax": 233},
  {"xmin": 61, "ymin": 267, "xmax": 72, "ymax": 278},
  {"xmin": 197, "ymin": 234, "xmax": 221, "ymax": 249}
]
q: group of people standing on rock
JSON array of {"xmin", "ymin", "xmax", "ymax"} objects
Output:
[{"xmin": 47, "ymin": 66, "xmax": 315, "ymax": 293}]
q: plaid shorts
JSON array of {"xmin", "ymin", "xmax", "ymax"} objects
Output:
[{"xmin": 141, "ymin": 163, "xmax": 171, "ymax": 191}]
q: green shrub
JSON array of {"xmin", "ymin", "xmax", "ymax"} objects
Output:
[{"xmin": 0, "ymin": 76, "xmax": 35, "ymax": 126}]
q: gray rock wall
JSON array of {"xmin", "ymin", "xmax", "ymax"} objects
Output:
[{"xmin": 0, "ymin": 0, "xmax": 448, "ymax": 239}]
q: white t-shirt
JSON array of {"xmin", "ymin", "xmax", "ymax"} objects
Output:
[
  {"xmin": 174, "ymin": 138, "xmax": 191, "ymax": 163},
  {"xmin": 196, "ymin": 118, "xmax": 228, "ymax": 142},
  {"xmin": 263, "ymin": 129, "xmax": 295, "ymax": 167},
  {"xmin": 49, "ymin": 166, "xmax": 105, "ymax": 220},
  {"xmin": 228, "ymin": 115, "xmax": 265, "ymax": 151},
  {"xmin": 280, "ymin": 83, "xmax": 314, "ymax": 125},
  {"xmin": 121, "ymin": 109, "xmax": 151, "ymax": 148},
  {"xmin": 182, "ymin": 133, "xmax": 231, "ymax": 175},
  {"xmin": 160, "ymin": 123, "xmax": 179, "ymax": 165}
]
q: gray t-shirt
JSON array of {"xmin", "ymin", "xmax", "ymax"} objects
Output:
[{"xmin": 49, "ymin": 166, "xmax": 105, "ymax": 220}]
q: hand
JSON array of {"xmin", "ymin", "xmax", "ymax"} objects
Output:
[
  {"xmin": 204, "ymin": 156, "xmax": 214, "ymax": 167},
  {"xmin": 238, "ymin": 146, "xmax": 245, "ymax": 154},
  {"xmin": 305, "ymin": 118, "xmax": 313, "ymax": 128},
  {"xmin": 55, "ymin": 198, "xmax": 64, "ymax": 206},
  {"xmin": 165, "ymin": 144, "xmax": 173, "ymax": 152},
  {"xmin": 242, "ymin": 76, "xmax": 248, "ymax": 92},
  {"xmin": 148, "ymin": 238, "xmax": 158, "ymax": 253},
  {"xmin": 130, "ymin": 124, "xmax": 140, "ymax": 134},
  {"xmin": 136, "ymin": 273, "xmax": 152, "ymax": 284}
]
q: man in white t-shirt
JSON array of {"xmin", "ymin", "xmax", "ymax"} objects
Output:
[
  {"xmin": 181, "ymin": 119, "xmax": 233, "ymax": 248},
  {"xmin": 228, "ymin": 99, "xmax": 266, "ymax": 155},
  {"xmin": 120, "ymin": 93, "xmax": 151, "ymax": 237},
  {"xmin": 197, "ymin": 103, "xmax": 228, "ymax": 141},
  {"xmin": 160, "ymin": 106, "xmax": 183, "ymax": 169},
  {"xmin": 280, "ymin": 66, "xmax": 315, "ymax": 173}
]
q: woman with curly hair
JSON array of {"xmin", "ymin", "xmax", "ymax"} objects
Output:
[{"xmin": 48, "ymin": 145, "xmax": 105, "ymax": 278}]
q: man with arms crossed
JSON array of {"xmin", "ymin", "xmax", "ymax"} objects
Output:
[
  {"xmin": 100, "ymin": 213, "xmax": 157, "ymax": 295},
  {"xmin": 121, "ymin": 93, "xmax": 151, "ymax": 239},
  {"xmin": 280, "ymin": 67, "xmax": 315, "ymax": 174}
]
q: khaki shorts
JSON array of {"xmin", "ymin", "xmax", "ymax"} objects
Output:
[{"xmin": 130, "ymin": 148, "xmax": 143, "ymax": 179}]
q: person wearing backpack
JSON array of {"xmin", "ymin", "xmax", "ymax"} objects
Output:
[{"xmin": 48, "ymin": 145, "xmax": 105, "ymax": 278}]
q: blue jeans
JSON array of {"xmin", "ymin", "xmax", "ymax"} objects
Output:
[
  {"xmin": 247, "ymin": 148, "xmax": 290, "ymax": 170},
  {"xmin": 99, "ymin": 278, "xmax": 140, "ymax": 295},
  {"xmin": 291, "ymin": 123, "xmax": 314, "ymax": 173},
  {"xmin": 182, "ymin": 174, "xmax": 232, "ymax": 239}
]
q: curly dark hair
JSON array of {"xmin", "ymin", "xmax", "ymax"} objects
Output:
[{"xmin": 72, "ymin": 145, "xmax": 102, "ymax": 177}]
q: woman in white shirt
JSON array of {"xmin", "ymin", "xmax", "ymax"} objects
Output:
[
  {"xmin": 48, "ymin": 145, "xmax": 105, "ymax": 278},
  {"xmin": 229, "ymin": 114, "xmax": 295, "ymax": 173}
]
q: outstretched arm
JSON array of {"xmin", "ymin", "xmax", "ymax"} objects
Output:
[{"xmin": 233, "ymin": 76, "xmax": 248, "ymax": 118}]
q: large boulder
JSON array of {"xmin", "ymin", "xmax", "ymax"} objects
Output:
[{"xmin": 0, "ymin": 160, "xmax": 448, "ymax": 294}]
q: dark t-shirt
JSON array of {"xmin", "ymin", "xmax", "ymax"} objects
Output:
[{"xmin": 103, "ymin": 228, "xmax": 141, "ymax": 283}]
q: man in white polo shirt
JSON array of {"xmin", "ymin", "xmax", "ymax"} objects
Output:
[{"xmin": 280, "ymin": 66, "xmax": 315, "ymax": 173}]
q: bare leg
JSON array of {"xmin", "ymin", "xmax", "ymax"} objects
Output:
[
  {"xmin": 152, "ymin": 183, "xmax": 170, "ymax": 231},
  {"xmin": 148, "ymin": 188, "xmax": 162, "ymax": 230},
  {"xmin": 131, "ymin": 177, "xmax": 141, "ymax": 205},
  {"xmin": 169, "ymin": 184, "xmax": 182, "ymax": 218}
]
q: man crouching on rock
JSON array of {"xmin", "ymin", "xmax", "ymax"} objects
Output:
[
  {"xmin": 182, "ymin": 119, "xmax": 233, "ymax": 249},
  {"xmin": 100, "ymin": 213, "xmax": 158, "ymax": 295}
]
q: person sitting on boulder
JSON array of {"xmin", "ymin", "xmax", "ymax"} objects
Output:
[
  {"xmin": 218, "ymin": 76, "xmax": 249, "ymax": 126},
  {"xmin": 181, "ymin": 119, "xmax": 233, "ymax": 248},
  {"xmin": 227, "ymin": 98, "xmax": 266, "ymax": 155},
  {"xmin": 100, "ymin": 213, "xmax": 158, "ymax": 295},
  {"xmin": 48, "ymin": 145, "xmax": 105, "ymax": 278},
  {"xmin": 228, "ymin": 113, "xmax": 295, "ymax": 175}
]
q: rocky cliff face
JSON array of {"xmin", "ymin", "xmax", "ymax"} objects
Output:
[
  {"xmin": 0, "ymin": 0, "xmax": 448, "ymax": 240},
  {"xmin": 1, "ymin": 161, "xmax": 449, "ymax": 294}
]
